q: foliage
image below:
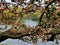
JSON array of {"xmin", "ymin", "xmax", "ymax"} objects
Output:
[
  {"xmin": 0, "ymin": 44, "xmax": 4, "ymax": 45},
  {"xmin": 16, "ymin": 6, "xmax": 22, "ymax": 13},
  {"xmin": 0, "ymin": 0, "xmax": 60, "ymax": 44}
]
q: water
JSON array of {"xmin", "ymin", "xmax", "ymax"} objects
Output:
[
  {"xmin": 0, "ymin": 20, "xmax": 60, "ymax": 45},
  {"xmin": 0, "ymin": 25, "xmax": 12, "ymax": 32},
  {"xmin": 1, "ymin": 39, "xmax": 33, "ymax": 45},
  {"xmin": 23, "ymin": 20, "xmax": 38, "ymax": 27},
  {"xmin": 1, "ymin": 38, "xmax": 60, "ymax": 45}
]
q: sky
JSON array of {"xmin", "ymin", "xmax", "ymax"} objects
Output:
[
  {"xmin": 5, "ymin": 0, "xmax": 45, "ymax": 4},
  {"xmin": 5, "ymin": 0, "xmax": 30, "ymax": 2},
  {"xmin": 5, "ymin": 0, "xmax": 11, "ymax": 2}
]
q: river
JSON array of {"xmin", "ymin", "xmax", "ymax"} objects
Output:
[{"xmin": 0, "ymin": 20, "xmax": 60, "ymax": 45}]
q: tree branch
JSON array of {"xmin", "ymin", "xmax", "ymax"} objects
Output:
[
  {"xmin": 39, "ymin": 0, "xmax": 58, "ymax": 25},
  {"xmin": 0, "ymin": 29, "xmax": 34, "ymax": 42}
]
